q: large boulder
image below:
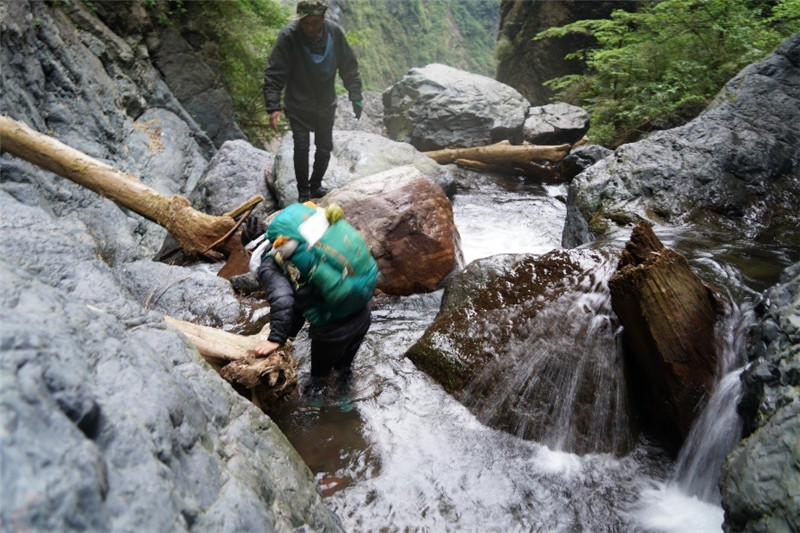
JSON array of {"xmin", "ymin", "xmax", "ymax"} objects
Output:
[
  {"xmin": 269, "ymin": 129, "xmax": 457, "ymax": 207},
  {"xmin": 405, "ymin": 249, "xmax": 636, "ymax": 456},
  {"xmin": 189, "ymin": 139, "xmax": 277, "ymax": 217},
  {"xmin": 382, "ymin": 63, "xmax": 530, "ymax": 151},
  {"xmin": 322, "ymin": 166, "xmax": 464, "ymax": 295},
  {"xmin": 114, "ymin": 260, "xmax": 245, "ymax": 327},
  {"xmin": 720, "ymin": 262, "xmax": 800, "ymax": 532},
  {"xmin": 562, "ymin": 33, "xmax": 800, "ymax": 251},
  {"xmin": 334, "ymin": 91, "xmax": 385, "ymax": 136},
  {"xmin": 523, "ymin": 102, "xmax": 589, "ymax": 145}
]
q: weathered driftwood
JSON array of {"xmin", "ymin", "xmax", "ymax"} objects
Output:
[
  {"xmin": 0, "ymin": 115, "xmax": 260, "ymax": 257},
  {"xmin": 423, "ymin": 140, "xmax": 571, "ymax": 178},
  {"xmin": 608, "ymin": 221, "xmax": 726, "ymax": 446},
  {"xmin": 164, "ymin": 316, "xmax": 297, "ymax": 412}
]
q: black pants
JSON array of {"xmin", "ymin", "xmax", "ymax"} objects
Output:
[
  {"xmin": 288, "ymin": 107, "xmax": 336, "ymax": 198},
  {"xmin": 308, "ymin": 305, "xmax": 371, "ymax": 378}
]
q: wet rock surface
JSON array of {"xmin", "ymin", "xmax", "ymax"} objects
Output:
[
  {"xmin": 523, "ymin": 102, "xmax": 589, "ymax": 146},
  {"xmin": 406, "ymin": 249, "xmax": 636, "ymax": 456},
  {"xmin": 562, "ymin": 34, "xmax": 800, "ymax": 252},
  {"xmin": 720, "ymin": 262, "xmax": 800, "ymax": 532}
]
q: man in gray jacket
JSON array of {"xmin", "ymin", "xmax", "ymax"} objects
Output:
[{"xmin": 263, "ymin": 0, "xmax": 363, "ymax": 202}]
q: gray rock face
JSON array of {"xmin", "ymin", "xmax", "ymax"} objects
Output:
[
  {"xmin": 382, "ymin": 63, "xmax": 530, "ymax": 151},
  {"xmin": 334, "ymin": 91, "xmax": 385, "ymax": 136},
  {"xmin": 127, "ymin": 107, "xmax": 209, "ymax": 197},
  {"xmin": 523, "ymin": 102, "xmax": 589, "ymax": 145},
  {"xmin": 721, "ymin": 262, "xmax": 800, "ymax": 532},
  {"xmin": 0, "ymin": 1, "xmax": 343, "ymax": 529},
  {"xmin": 562, "ymin": 33, "xmax": 800, "ymax": 250},
  {"xmin": 0, "ymin": 192, "xmax": 343, "ymax": 532},
  {"xmin": 559, "ymin": 144, "xmax": 613, "ymax": 181},
  {"xmin": 270, "ymin": 129, "xmax": 457, "ymax": 207},
  {"xmin": 0, "ymin": 0, "xmax": 212, "ymax": 263},
  {"xmin": 190, "ymin": 139, "xmax": 277, "ymax": 217},
  {"xmin": 115, "ymin": 260, "xmax": 245, "ymax": 328},
  {"xmin": 151, "ymin": 26, "xmax": 247, "ymax": 148}
]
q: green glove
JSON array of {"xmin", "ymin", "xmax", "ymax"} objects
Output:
[{"xmin": 352, "ymin": 100, "xmax": 363, "ymax": 120}]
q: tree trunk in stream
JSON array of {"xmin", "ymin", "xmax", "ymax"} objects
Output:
[
  {"xmin": 0, "ymin": 115, "xmax": 261, "ymax": 258},
  {"xmin": 608, "ymin": 221, "xmax": 728, "ymax": 449},
  {"xmin": 164, "ymin": 316, "xmax": 298, "ymax": 412},
  {"xmin": 423, "ymin": 140, "xmax": 571, "ymax": 179}
]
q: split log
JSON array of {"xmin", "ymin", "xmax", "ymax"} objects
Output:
[
  {"xmin": 164, "ymin": 316, "xmax": 297, "ymax": 412},
  {"xmin": 0, "ymin": 115, "xmax": 260, "ymax": 257},
  {"xmin": 608, "ymin": 221, "xmax": 727, "ymax": 448},
  {"xmin": 423, "ymin": 140, "xmax": 571, "ymax": 178}
]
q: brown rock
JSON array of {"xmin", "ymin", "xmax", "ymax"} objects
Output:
[
  {"xmin": 323, "ymin": 166, "xmax": 464, "ymax": 295},
  {"xmin": 609, "ymin": 221, "xmax": 727, "ymax": 446},
  {"xmin": 406, "ymin": 249, "xmax": 636, "ymax": 456}
]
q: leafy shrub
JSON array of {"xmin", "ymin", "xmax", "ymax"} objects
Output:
[
  {"xmin": 537, "ymin": 0, "xmax": 799, "ymax": 147},
  {"xmin": 201, "ymin": 0, "xmax": 290, "ymax": 144}
]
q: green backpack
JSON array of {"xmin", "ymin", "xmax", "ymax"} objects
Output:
[{"xmin": 266, "ymin": 202, "xmax": 379, "ymax": 325}]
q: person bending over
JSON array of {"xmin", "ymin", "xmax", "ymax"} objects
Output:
[{"xmin": 242, "ymin": 203, "xmax": 376, "ymax": 394}]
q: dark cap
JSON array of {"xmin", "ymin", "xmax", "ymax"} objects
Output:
[{"xmin": 296, "ymin": 0, "xmax": 327, "ymax": 20}]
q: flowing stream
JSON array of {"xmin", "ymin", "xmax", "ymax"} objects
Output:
[{"xmin": 271, "ymin": 172, "xmax": 775, "ymax": 532}]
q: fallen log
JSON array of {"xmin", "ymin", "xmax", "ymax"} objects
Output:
[
  {"xmin": 453, "ymin": 158, "xmax": 562, "ymax": 181},
  {"xmin": 164, "ymin": 316, "xmax": 298, "ymax": 412},
  {"xmin": 423, "ymin": 140, "xmax": 571, "ymax": 177},
  {"xmin": 608, "ymin": 221, "xmax": 727, "ymax": 449},
  {"xmin": 0, "ymin": 115, "xmax": 260, "ymax": 257}
]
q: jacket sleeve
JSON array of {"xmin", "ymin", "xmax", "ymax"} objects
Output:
[
  {"xmin": 263, "ymin": 29, "xmax": 292, "ymax": 114},
  {"xmin": 257, "ymin": 257, "xmax": 298, "ymax": 344},
  {"xmin": 334, "ymin": 25, "xmax": 363, "ymax": 103}
]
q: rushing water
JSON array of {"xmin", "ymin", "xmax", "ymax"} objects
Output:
[{"xmin": 271, "ymin": 172, "xmax": 772, "ymax": 532}]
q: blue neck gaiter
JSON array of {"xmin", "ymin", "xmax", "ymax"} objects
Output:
[{"xmin": 303, "ymin": 32, "xmax": 336, "ymax": 81}]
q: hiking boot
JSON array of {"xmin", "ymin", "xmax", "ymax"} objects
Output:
[
  {"xmin": 310, "ymin": 186, "xmax": 329, "ymax": 198},
  {"xmin": 298, "ymin": 191, "xmax": 311, "ymax": 203}
]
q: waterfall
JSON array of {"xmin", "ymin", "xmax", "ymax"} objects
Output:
[
  {"xmin": 461, "ymin": 252, "xmax": 634, "ymax": 455},
  {"xmin": 670, "ymin": 301, "xmax": 755, "ymax": 503}
]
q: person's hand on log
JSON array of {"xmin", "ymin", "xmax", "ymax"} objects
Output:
[{"xmin": 253, "ymin": 339, "xmax": 281, "ymax": 357}]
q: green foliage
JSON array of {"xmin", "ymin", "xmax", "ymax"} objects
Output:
[
  {"xmin": 770, "ymin": 0, "xmax": 800, "ymax": 31},
  {"xmin": 200, "ymin": 0, "xmax": 291, "ymax": 143},
  {"xmin": 140, "ymin": 0, "xmax": 186, "ymax": 27},
  {"xmin": 537, "ymin": 0, "xmax": 798, "ymax": 147},
  {"xmin": 337, "ymin": 0, "xmax": 499, "ymax": 91},
  {"xmin": 82, "ymin": 1, "xmax": 99, "ymax": 14}
]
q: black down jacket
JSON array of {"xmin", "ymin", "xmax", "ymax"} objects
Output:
[{"xmin": 263, "ymin": 19, "xmax": 362, "ymax": 129}]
